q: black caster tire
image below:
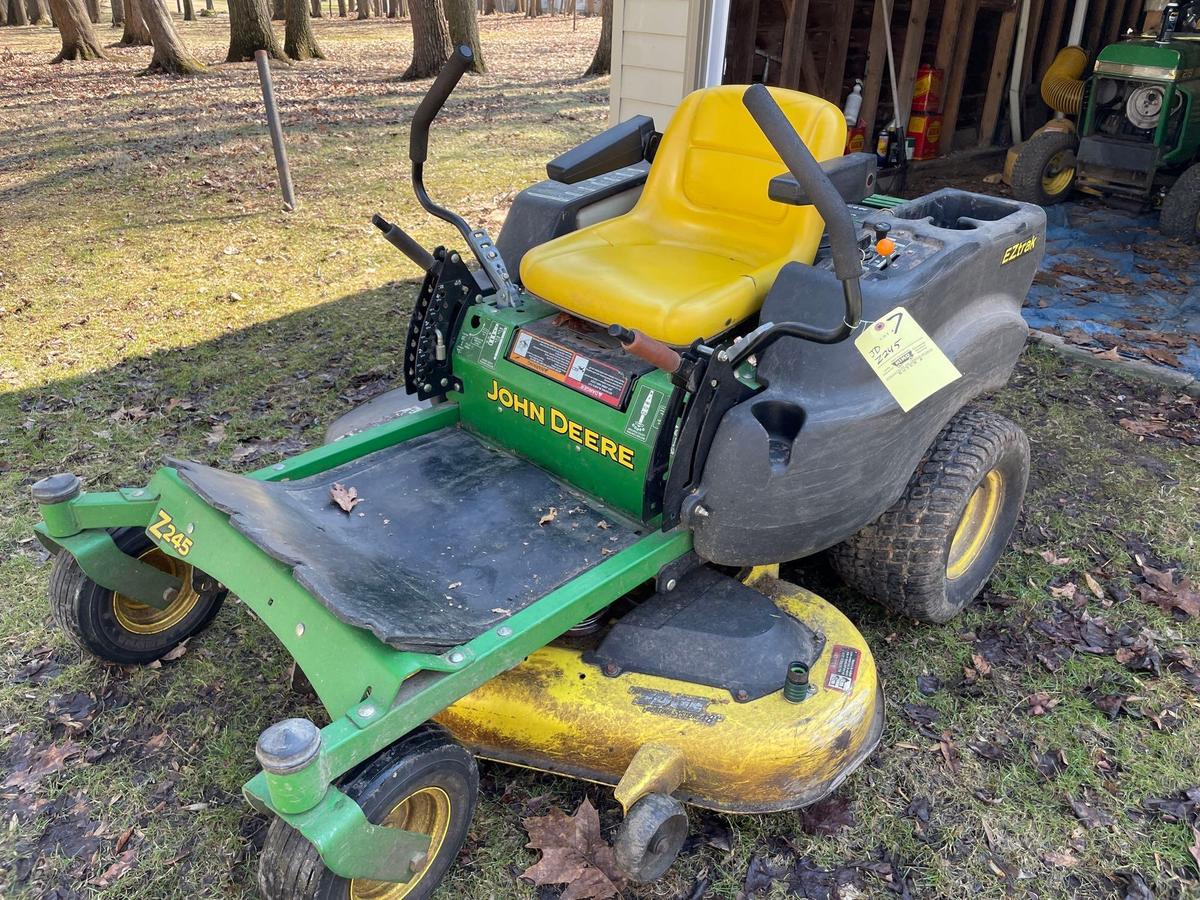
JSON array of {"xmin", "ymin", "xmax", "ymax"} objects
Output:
[
  {"xmin": 829, "ymin": 407, "xmax": 1030, "ymax": 624},
  {"xmin": 1010, "ymin": 130, "xmax": 1077, "ymax": 206},
  {"xmin": 257, "ymin": 724, "xmax": 478, "ymax": 900},
  {"xmin": 613, "ymin": 793, "xmax": 688, "ymax": 883},
  {"xmin": 1160, "ymin": 163, "xmax": 1200, "ymax": 241},
  {"xmin": 49, "ymin": 528, "xmax": 226, "ymax": 665}
]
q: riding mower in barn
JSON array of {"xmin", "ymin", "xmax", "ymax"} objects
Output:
[
  {"xmin": 33, "ymin": 45, "xmax": 1045, "ymax": 898},
  {"xmin": 1009, "ymin": 0, "xmax": 1200, "ymax": 239}
]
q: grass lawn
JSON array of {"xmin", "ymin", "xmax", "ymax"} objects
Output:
[{"xmin": 2, "ymin": 12, "xmax": 1200, "ymax": 900}]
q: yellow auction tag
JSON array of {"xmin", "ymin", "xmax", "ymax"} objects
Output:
[{"xmin": 854, "ymin": 307, "xmax": 961, "ymax": 413}]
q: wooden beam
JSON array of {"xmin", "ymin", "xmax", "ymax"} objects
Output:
[
  {"xmin": 779, "ymin": 0, "xmax": 812, "ymax": 90},
  {"xmin": 977, "ymin": 2, "xmax": 1020, "ymax": 147},
  {"xmin": 726, "ymin": 0, "xmax": 762, "ymax": 83},
  {"xmin": 1036, "ymin": 0, "xmax": 1069, "ymax": 82},
  {"xmin": 940, "ymin": 0, "xmax": 978, "ymax": 153},
  {"xmin": 822, "ymin": 0, "xmax": 856, "ymax": 102},
  {"xmin": 933, "ymin": 0, "xmax": 964, "ymax": 74},
  {"xmin": 895, "ymin": 0, "xmax": 932, "ymax": 130},
  {"xmin": 861, "ymin": 0, "xmax": 895, "ymax": 139},
  {"xmin": 1105, "ymin": 0, "xmax": 1130, "ymax": 44},
  {"xmin": 1020, "ymin": 0, "xmax": 1046, "ymax": 87},
  {"xmin": 801, "ymin": 40, "xmax": 821, "ymax": 93}
]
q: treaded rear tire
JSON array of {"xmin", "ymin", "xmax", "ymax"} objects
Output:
[
  {"xmin": 257, "ymin": 723, "xmax": 478, "ymax": 900},
  {"xmin": 1160, "ymin": 163, "xmax": 1200, "ymax": 241},
  {"xmin": 1010, "ymin": 130, "xmax": 1077, "ymax": 206},
  {"xmin": 828, "ymin": 408, "xmax": 1029, "ymax": 623}
]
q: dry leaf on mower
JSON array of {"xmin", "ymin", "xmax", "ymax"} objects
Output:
[
  {"xmin": 330, "ymin": 483, "xmax": 363, "ymax": 513},
  {"xmin": 538, "ymin": 507, "xmax": 558, "ymax": 527},
  {"xmin": 520, "ymin": 797, "xmax": 624, "ymax": 900}
]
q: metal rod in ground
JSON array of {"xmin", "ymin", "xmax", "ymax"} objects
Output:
[{"xmin": 254, "ymin": 49, "xmax": 296, "ymax": 212}]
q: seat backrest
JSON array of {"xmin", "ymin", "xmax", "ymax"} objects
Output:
[{"xmin": 630, "ymin": 85, "xmax": 848, "ymax": 268}]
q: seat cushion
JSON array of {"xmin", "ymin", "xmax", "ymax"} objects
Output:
[{"xmin": 520, "ymin": 85, "xmax": 847, "ymax": 346}]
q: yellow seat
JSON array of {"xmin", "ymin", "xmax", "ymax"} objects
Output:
[{"xmin": 520, "ymin": 85, "xmax": 848, "ymax": 346}]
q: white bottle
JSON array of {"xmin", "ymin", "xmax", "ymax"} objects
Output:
[{"xmin": 843, "ymin": 80, "xmax": 863, "ymax": 126}]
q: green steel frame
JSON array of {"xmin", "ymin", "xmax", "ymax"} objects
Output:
[{"xmin": 34, "ymin": 399, "xmax": 693, "ymax": 882}]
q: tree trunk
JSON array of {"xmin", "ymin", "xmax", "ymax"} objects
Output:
[
  {"xmin": 482, "ymin": 0, "xmax": 492, "ymax": 13},
  {"xmin": 83, "ymin": 0, "xmax": 98, "ymax": 21},
  {"xmin": 284, "ymin": 0, "xmax": 323, "ymax": 57},
  {"xmin": 142, "ymin": 0, "xmax": 204, "ymax": 71},
  {"xmin": 0, "ymin": 0, "xmax": 8, "ymax": 24},
  {"xmin": 336, "ymin": 0, "xmax": 344, "ymax": 14},
  {"xmin": 401, "ymin": 0, "xmax": 449, "ymax": 79},
  {"xmin": 525, "ymin": 0, "xmax": 537, "ymax": 18},
  {"xmin": 27, "ymin": 0, "xmax": 52, "ymax": 24},
  {"xmin": 386, "ymin": 0, "xmax": 395, "ymax": 16},
  {"xmin": 443, "ymin": 0, "xmax": 483, "ymax": 71},
  {"xmin": 111, "ymin": 0, "xmax": 123, "ymax": 24},
  {"xmin": 120, "ymin": 0, "xmax": 151, "ymax": 44},
  {"xmin": 49, "ymin": 0, "xmax": 106, "ymax": 58},
  {"xmin": 355, "ymin": 0, "xmax": 366, "ymax": 18},
  {"xmin": 183, "ymin": 0, "xmax": 193, "ymax": 19},
  {"xmin": 227, "ymin": 0, "xmax": 286, "ymax": 60},
  {"xmin": 271, "ymin": 0, "xmax": 283, "ymax": 19},
  {"xmin": 309, "ymin": 0, "xmax": 321, "ymax": 16},
  {"xmin": 583, "ymin": 0, "xmax": 609, "ymax": 75},
  {"xmin": 8, "ymin": 0, "xmax": 29, "ymax": 25}
]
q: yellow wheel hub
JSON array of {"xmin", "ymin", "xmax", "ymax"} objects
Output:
[
  {"xmin": 112, "ymin": 548, "xmax": 201, "ymax": 635},
  {"xmin": 946, "ymin": 470, "xmax": 1004, "ymax": 580},
  {"xmin": 350, "ymin": 787, "xmax": 452, "ymax": 899},
  {"xmin": 1042, "ymin": 150, "xmax": 1075, "ymax": 196}
]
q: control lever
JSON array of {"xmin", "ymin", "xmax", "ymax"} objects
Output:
[
  {"xmin": 608, "ymin": 324, "xmax": 683, "ymax": 374},
  {"xmin": 372, "ymin": 214, "xmax": 435, "ymax": 272}
]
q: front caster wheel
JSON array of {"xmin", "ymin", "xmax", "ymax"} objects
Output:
[
  {"xmin": 257, "ymin": 724, "xmax": 478, "ymax": 900},
  {"xmin": 1010, "ymin": 129, "xmax": 1077, "ymax": 205},
  {"xmin": 49, "ymin": 527, "xmax": 226, "ymax": 665},
  {"xmin": 829, "ymin": 407, "xmax": 1030, "ymax": 623},
  {"xmin": 613, "ymin": 793, "xmax": 688, "ymax": 883}
]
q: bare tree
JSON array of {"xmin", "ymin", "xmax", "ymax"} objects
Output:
[
  {"xmin": 584, "ymin": 0, "xmax": 609, "ymax": 75},
  {"xmin": 355, "ymin": 0, "xmax": 367, "ymax": 18},
  {"xmin": 121, "ymin": 0, "xmax": 151, "ymax": 44},
  {"xmin": 49, "ymin": 0, "xmax": 107, "ymax": 59},
  {"xmin": 525, "ymin": 0, "xmax": 538, "ymax": 17},
  {"xmin": 401, "ymin": 0, "xmax": 449, "ymax": 79},
  {"xmin": 227, "ymin": 0, "xmax": 287, "ymax": 60},
  {"xmin": 183, "ymin": 0, "xmax": 193, "ymax": 18},
  {"xmin": 336, "ymin": 0, "xmax": 344, "ymax": 13},
  {"xmin": 284, "ymin": 0, "xmax": 323, "ymax": 58},
  {"xmin": 83, "ymin": 0, "xmax": 98, "ymax": 21},
  {"xmin": 309, "ymin": 0, "xmax": 321, "ymax": 16},
  {"xmin": 7, "ymin": 0, "xmax": 28, "ymax": 25},
  {"xmin": 0, "ymin": 0, "xmax": 8, "ymax": 24},
  {"xmin": 27, "ymin": 0, "xmax": 52, "ymax": 24},
  {"xmin": 271, "ymin": 0, "xmax": 282, "ymax": 18},
  {"xmin": 111, "ymin": 0, "xmax": 123, "ymax": 24},
  {"xmin": 141, "ymin": 0, "xmax": 204, "ymax": 72},
  {"xmin": 443, "ymin": 0, "xmax": 483, "ymax": 72}
]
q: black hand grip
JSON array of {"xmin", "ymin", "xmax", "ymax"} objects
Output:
[
  {"xmin": 409, "ymin": 45, "xmax": 473, "ymax": 165},
  {"xmin": 372, "ymin": 213, "xmax": 435, "ymax": 271},
  {"xmin": 742, "ymin": 84, "xmax": 861, "ymax": 287}
]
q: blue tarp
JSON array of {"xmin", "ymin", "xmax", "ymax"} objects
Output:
[{"xmin": 1023, "ymin": 201, "xmax": 1200, "ymax": 377}]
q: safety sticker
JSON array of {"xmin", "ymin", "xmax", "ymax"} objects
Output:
[
  {"xmin": 824, "ymin": 645, "xmax": 861, "ymax": 693},
  {"xmin": 854, "ymin": 306, "xmax": 960, "ymax": 413},
  {"xmin": 629, "ymin": 686, "xmax": 725, "ymax": 726},
  {"xmin": 623, "ymin": 383, "xmax": 667, "ymax": 443},
  {"xmin": 508, "ymin": 329, "xmax": 631, "ymax": 408},
  {"xmin": 457, "ymin": 321, "xmax": 509, "ymax": 370}
]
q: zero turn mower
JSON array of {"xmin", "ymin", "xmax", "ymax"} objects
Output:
[{"xmin": 34, "ymin": 46, "xmax": 1044, "ymax": 898}]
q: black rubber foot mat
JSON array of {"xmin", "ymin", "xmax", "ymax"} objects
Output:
[{"xmin": 171, "ymin": 428, "xmax": 636, "ymax": 652}]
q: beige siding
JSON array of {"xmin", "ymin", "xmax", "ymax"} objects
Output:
[{"xmin": 609, "ymin": 0, "xmax": 704, "ymax": 127}]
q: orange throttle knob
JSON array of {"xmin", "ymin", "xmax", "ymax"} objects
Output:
[{"xmin": 876, "ymin": 237, "xmax": 896, "ymax": 256}]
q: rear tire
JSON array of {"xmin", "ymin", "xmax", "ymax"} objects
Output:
[
  {"xmin": 1011, "ymin": 130, "xmax": 1077, "ymax": 206},
  {"xmin": 829, "ymin": 408, "xmax": 1029, "ymax": 623},
  {"xmin": 49, "ymin": 528, "xmax": 225, "ymax": 665},
  {"xmin": 257, "ymin": 724, "xmax": 478, "ymax": 900},
  {"xmin": 1160, "ymin": 163, "xmax": 1200, "ymax": 241}
]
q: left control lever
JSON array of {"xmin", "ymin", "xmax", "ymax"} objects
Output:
[{"xmin": 372, "ymin": 214, "xmax": 435, "ymax": 272}]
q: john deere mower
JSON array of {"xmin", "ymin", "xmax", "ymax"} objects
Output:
[
  {"xmin": 1010, "ymin": 0, "xmax": 1200, "ymax": 239},
  {"xmin": 33, "ymin": 46, "xmax": 1045, "ymax": 898}
]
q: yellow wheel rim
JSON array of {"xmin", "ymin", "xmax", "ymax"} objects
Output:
[
  {"xmin": 946, "ymin": 470, "xmax": 1004, "ymax": 581},
  {"xmin": 112, "ymin": 548, "xmax": 201, "ymax": 635},
  {"xmin": 1042, "ymin": 150, "xmax": 1075, "ymax": 196},
  {"xmin": 350, "ymin": 787, "xmax": 452, "ymax": 899}
]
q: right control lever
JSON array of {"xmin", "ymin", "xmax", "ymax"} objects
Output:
[{"xmin": 608, "ymin": 324, "xmax": 683, "ymax": 374}]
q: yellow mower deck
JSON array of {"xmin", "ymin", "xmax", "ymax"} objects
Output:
[{"xmin": 435, "ymin": 568, "xmax": 882, "ymax": 814}]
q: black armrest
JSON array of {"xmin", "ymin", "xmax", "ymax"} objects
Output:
[
  {"xmin": 547, "ymin": 116, "xmax": 658, "ymax": 184},
  {"xmin": 768, "ymin": 152, "xmax": 878, "ymax": 207}
]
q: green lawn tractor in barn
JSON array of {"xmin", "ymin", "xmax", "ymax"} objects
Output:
[
  {"xmin": 1010, "ymin": 0, "xmax": 1200, "ymax": 239},
  {"xmin": 33, "ymin": 47, "xmax": 1046, "ymax": 899}
]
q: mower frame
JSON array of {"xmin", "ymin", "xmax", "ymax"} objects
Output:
[{"xmin": 34, "ymin": 400, "xmax": 692, "ymax": 882}]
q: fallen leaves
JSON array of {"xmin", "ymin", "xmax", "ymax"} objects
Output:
[
  {"xmin": 520, "ymin": 798, "xmax": 624, "ymax": 900},
  {"xmin": 797, "ymin": 793, "xmax": 856, "ymax": 836},
  {"xmin": 90, "ymin": 848, "xmax": 138, "ymax": 887},
  {"xmin": 3, "ymin": 740, "xmax": 81, "ymax": 791},
  {"xmin": 329, "ymin": 482, "xmax": 363, "ymax": 513},
  {"xmin": 1134, "ymin": 562, "xmax": 1200, "ymax": 620},
  {"xmin": 538, "ymin": 506, "xmax": 558, "ymax": 526}
]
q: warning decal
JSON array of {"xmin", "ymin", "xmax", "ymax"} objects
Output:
[
  {"xmin": 508, "ymin": 329, "xmax": 631, "ymax": 409},
  {"xmin": 854, "ymin": 306, "xmax": 961, "ymax": 413},
  {"xmin": 824, "ymin": 645, "xmax": 861, "ymax": 693}
]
